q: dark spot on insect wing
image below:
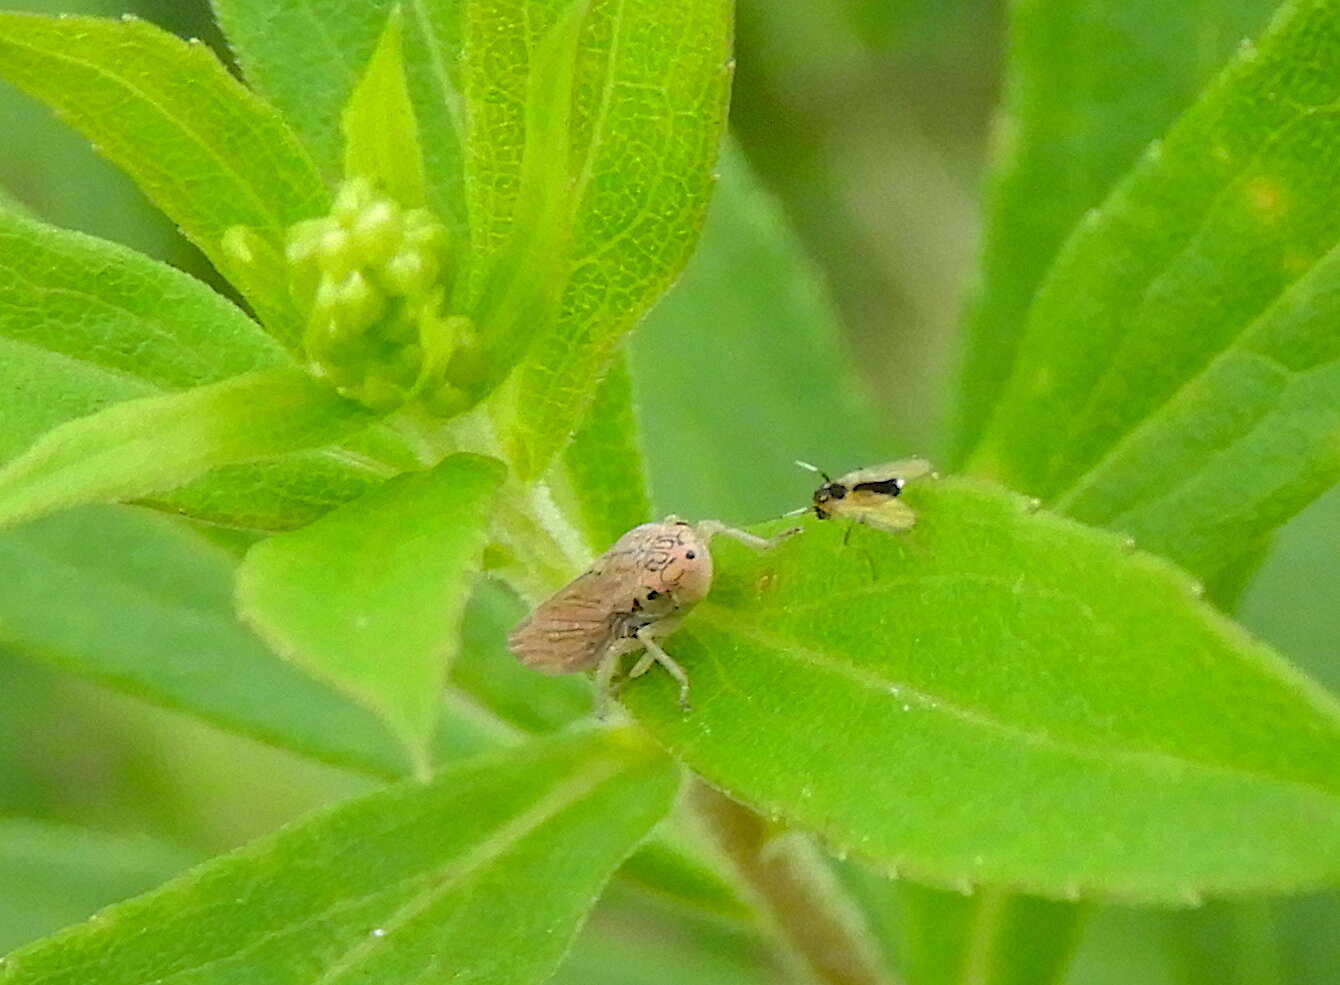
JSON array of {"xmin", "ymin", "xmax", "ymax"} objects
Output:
[
  {"xmin": 852, "ymin": 477, "xmax": 905, "ymax": 497},
  {"xmin": 646, "ymin": 589, "xmax": 659, "ymax": 600}
]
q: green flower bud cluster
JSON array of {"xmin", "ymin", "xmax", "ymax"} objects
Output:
[{"xmin": 286, "ymin": 178, "xmax": 476, "ymax": 414}]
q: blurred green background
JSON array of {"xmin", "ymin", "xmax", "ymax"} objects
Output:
[{"xmin": 2, "ymin": 0, "xmax": 1338, "ymax": 982}]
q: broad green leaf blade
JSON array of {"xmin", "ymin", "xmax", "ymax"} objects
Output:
[
  {"xmin": 0, "ymin": 819, "xmax": 193, "ymax": 955},
  {"xmin": 139, "ymin": 452, "xmax": 388, "ymax": 532},
  {"xmin": 624, "ymin": 480, "xmax": 1340, "ymax": 901},
  {"xmin": 0, "ymin": 12, "xmax": 327, "ymax": 347},
  {"xmin": 0, "ymin": 728, "xmax": 680, "ymax": 985},
  {"xmin": 479, "ymin": 0, "xmax": 734, "ymax": 477},
  {"xmin": 237, "ymin": 454, "xmax": 507, "ymax": 774},
  {"xmin": 0, "ymin": 505, "xmax": 419, "ymax": 777},
  {"xmin": 632, "ymin": 140, "xmax": 883, "ymax": 523},
  {"xmin": 0, "ymin": 366, "xmax": 375, "ymax": 529},
  {"xmin": 342, "ymin": 9, "xmax": 428, "ymax": 209},
  {"xmin": 970, "ymin": 0, "xmax": 1340, "ymax": 578},
  {"xmin": 949, "ymin": 0, "xmax": 1272, "ymax": 464},
  {"xmin": 1050, "ymin": 265, "xmax": 1340, "ymax": 580},
  {"xmin": 0, "ymin": 2, "xmax": 190, "ymax": 271},
  {"xmin": 897, "ymin": 883, "xmax": 1085, "ymax": 985},
  {"xmin": 559, "ymin": 352, "xmax": 653, "ymax": 551},
  {"xmin": 210, "ymin": 0, "xmax": 469, "ymax": 243},
  {"xmin": 209, "ymin": 0, "xmax": 396, "ymax": 175},
  {"xmin": 0, "ymin": 209, "xmax": 400, "ymax": 530},
  {"xmin": 0, "ymin": 208, "xmax": 286, "ymax": 462},
  {"xmin": 458, "ymin": 0, "xmax": 591, "ymax": 410}
]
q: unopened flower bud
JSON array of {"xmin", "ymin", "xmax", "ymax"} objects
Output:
[
  {"xmin": 336, "ymin": 270, "xmax": 387, "ymax": 329},
  {"xmin": 317, "ymin": 227, "xmax": 355, "ymax": 279},
  {"xmin": 332, "ymin": 177, "xmax": 375, "ymax": 224},
  {"xmin": 350, "ymin": 199, "xmax": 403, "ymax": 268},
  {"xmin": 381, "ymin": 250, "xmax": 437, "ymax": 296}
]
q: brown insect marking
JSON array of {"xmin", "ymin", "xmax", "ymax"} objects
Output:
[{"xmin": 643, "ymin": 551, "xmax": 675, "ymax": 573}]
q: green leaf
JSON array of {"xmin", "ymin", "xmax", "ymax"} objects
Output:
[
  {"xmin": 342, "ymin": 9, "xmax": 428, "ymax": 209},
  {"xmin": 969, "ymin": 0, "xmax": 1340, "ymax": 580},
  {"xmin": 209, "ymin": 0, "xmax": 396, "ymax": 175},
  {"xmin": 0, "ymin": 366, "xmax": 376, "ymax": 530},
  {"xmin": 0, "ymin": 209, "xmax": 286, "ymax": 460},
  {"xmin": 457, "ymin": 0, "xmax": 589, "ymax": 407},
  {"xmin": 0, "ymin": 12, "xmax": 327, "ymax": 347},
  {"xmin": 138, "ymin": 452, "xmax": 388, "ymax": 532},
  {"xmin": 237, "ymin": 453, "xmax": 507, "ymax": 775},
  {"xmin": 624, "ymin": 479, "xmax": 1340, "ymax": 901},
  {"xmin": 559, "ymin": 352, "xmax": 653, "ymax": 552},
  {"xmin": 0, "ymin": 728, "xmax": 680, "ymax": 985},
  {"xmin": 949, "ymin": 0, "xmax": 1273, "ymax": 463},
  {"xmin": 480, "ymin": 0, "xmax": 734, "ymax": 477},
  {"xmin": 0, "ymin": 209, "xmax": 401, "ymax": 530},
  {"xmin": 0, "ymin": 5, "xmax": 188, "ymax": 268},
  {"xmin": 0, "ymin": 504, "xmax": 422, "ymax": 777},
  {"xmin": 210, "ymin": 0, "xmax": 469, "ymax": 243},
  {"xmin": 897, "ymin": 883, "xmax": 1085, "ymax": 985},
  {"xmin": 632, "ymin": 140, "xmax": 883, "ymax": 524},
  {"xmin": 0, "ymin": 819, "xmax": 194, "ymax": 955}
]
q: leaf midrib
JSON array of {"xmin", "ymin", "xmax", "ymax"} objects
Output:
[
  {"xmin": 1040, "ymin": 98, "xmax": 1340, "ymax": 495},
  {"xmin": 304, "ymin": 756, "xmax": 626, "ymax": 985},
  {"xmin": 0, "ymin": 25, "xmax": 295, "ymax": 233},
  {"xmin": 407, "ymin": 0, "xmax": 464, "ymax": 139},
  {"xmin": 1052, "ymin": 231, "xmax": 1340, "ymax": 515},
  {"xmin": 40, "ymin": 755, "xmax": 629, "ymax": 985},
  {"xmin": 696, "ymin": 603, "xmax": 1340, "ymax": 801}
]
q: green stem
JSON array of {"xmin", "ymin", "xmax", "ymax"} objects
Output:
[{"xmin": 689, "ymin": 781, "xmax": 897, "ymax": 985}]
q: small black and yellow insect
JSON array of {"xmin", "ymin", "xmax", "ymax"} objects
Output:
[{"xmin": 796, "ymin": 459, "xmax": 934, "ymax": 534}]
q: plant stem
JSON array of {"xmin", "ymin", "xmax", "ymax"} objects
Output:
[{"xmin": 689, "ymin": 780, "xmax": 897, "ymax": 985}]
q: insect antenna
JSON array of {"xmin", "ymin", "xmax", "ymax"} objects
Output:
[{"xmin": 794, "ymin": 459, "xmax": 831, "ymax": 482}]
